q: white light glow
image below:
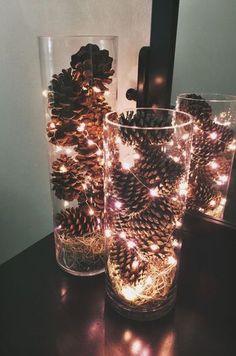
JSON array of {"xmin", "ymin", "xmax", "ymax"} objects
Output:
[
  {"xmin": 55, "ymin": 146, "xmax": 62, "ymax": 152},
  {"xmin": 182, "ymin": 133, "xmax": 189, "ymax": 140},
  {"xmin": 127, "ymin": 240, "xmax": 136, "ymax": 249},
  {"xmin": 92, "ymin": 86, "xmax": 100, "ymax": 93},
  {"xmin": 150, "ymin": 188, "xmax": 159, "ymax": 197},
  {"xmin": 179, "ymin": 181, "xmax": 188, "ymax": 196},
  {"xmin": 132, "ymin": 260, "xmax": 139, "ymax": 270},
  {"xmin": 150, "ymin": 244, "xmax": 159, "ymax": 252},
  {"xmin": 119, "ymin": 231, "xmax": 126, "ymax": 239},
  {"xmin": 176, "ymin": 220, "xmax": 182, "ymax": 228},
  {"xmin": 65, "ymin": 148, "xmax": 73, "ymax": 155},
  {"xmin": 64, "ymin": 201, "xmax": 69, "ymax": 207},
  {"xmin": 89, "ymin": 208, "xmax": 94, "ymax": 216},
  {"xmin": 59, "ymin": 165, "xmax": 67, "ymax": 173},
  {"xmin": 209, "ymin": 199, "xmax": 216, "ymax": 207},
  {"xmin": 167, "ymin": 256, "xmax": 177, "ymax": 266},
  {"xmin": 123, "ymin": 330, "xmax": 132, "ymax": 342},
  {"xmin": 96, "ymin": 149, "xmax": 103, "ymax": 156},
  {"xmin": 131, "ymin": 339, "xmax": 142, "ymax": 354},
  {"xmin": 209, "ymin": 161, "xmax": 219, "ymax": 169},
  {"xmin": 42, "ymin": 89, "xmax": 48, "ymax": 97},
  {"xmin": 87, "ymin": 139, "xmax": 95, "ymax": 146},
  {"xmin": 105, "ymin": 229, "xmax": 112, "ymax": 238},
  {"xmin": 77, "ymin": 123, "xmax": 86, "ymax": 132},
  {"xmin": 209, "ymin": 132, "xmax": 218, "ymax": 140},
  {"xmin": 114, "ymin": 201, "xmax": 122, "ymax": 209}
]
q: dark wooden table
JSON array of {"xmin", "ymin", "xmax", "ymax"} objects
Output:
[{"xmin": 0, "ymin": 215, "xmax": 235, "ymax": 356}]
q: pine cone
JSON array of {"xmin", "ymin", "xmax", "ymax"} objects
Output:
[
  {"xmin": 71, "ymin": 44, "xmax": 114, "ymax": 90},
  {"xmin": 119, "ymin": 110, "xmax": 173, "ymax": 146},
  {"xmin": 177, "ymin": 93, "xmax": 212, "ymax": 128},
  {"xmin": 109, "ymin": 237, "xmax": 147, "ymax": 284},
  {"xmin": 56, "ymin": 206, "xmax": 99, "ymax": 237},
  {"xmin": 187, "ymin": 174, "xmax": 221, "ymax": 211},
  {"xmin": 48, "ymin": 68, "xmax": 89, "ymax": 120},
  {"xmin": 135, "ymin": 145, "xmax": 185, "ymax": 195},
  {"xmin": 110, "ymin": 166, "xmax": 150, "ymax": 215},
  {"xmin": 127, "ymin": 198, "xmax": 180, "ymax": 239},
  {"xmin": 51, "ymin": 154, "xmax": 86, "ymax": 201}
]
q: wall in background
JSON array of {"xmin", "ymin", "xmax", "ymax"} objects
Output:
[{"xmin": 0, "ymin": 0, "xmax": 236, "ymax": 264}]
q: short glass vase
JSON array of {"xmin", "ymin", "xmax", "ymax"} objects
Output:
[
  {"xmin": 39, "ymin": 35, "xmax": 118, "ymax": 276},
  {"xmin": 177, "ymin": 93, "xmax": 236, "ymax": 220},
  {"xmin": 104, "ymin": 108, "xmax": 193, "ymax": 320}
]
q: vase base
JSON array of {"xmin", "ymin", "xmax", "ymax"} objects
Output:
[
  {"xmin": 106, "ymin": 282, "xmax": 177, "ymax": 321},
  {"xmin": 56, "ymin": 259, "xmax": 105, "ymax": 277}
]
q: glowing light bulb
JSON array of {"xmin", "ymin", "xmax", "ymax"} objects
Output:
[
  {"xmin": 131, "ymin": 339, "xmax": 142, "ymax": 354},
  {"xmin": 57, "ymin": 224, "xmax": 62, "ymax": 230},
  {"xmin": 65, "ymin": 148, "xmax": 73, "ymax": 155},
  {"xmin": 179, "ymin": 181, "xmax": 188, "ymax": 196},
  {"xmin": 55, "ymin": 146, "xmax": 62, "ymax": 152},
  {"xmin": 209, "ymin": 199, "xmax": 216, "ymax": 207},
  {"xmin": 176, "ymin": 220, "xmax": 182, "ymax": 228},
  {"xmin": 121, "ymin": 286, "xmax": 137, "ymax": 301},
  {"xmin": 209, "ymin": 132, "xmax": 218, "ymax": 140},
  {"xmin": 209, "ymin": 161, "xmax": 219, "ymax": 169},
  {"xmin": 64, "ymin": 201, "xmax": 69, "ymax": 207},
  {"xmin": 42, "ymin": 89, "xmax": 47, "ymax": 97},
  {"xmin": 96, "ymin": 149, "xmax": 103, "ymax": 156},
  {"xmin": 132, "ymin": 260, "xmax": 139, "ymax": 270},
  {"xmin": 220, "ymin": 197, "xmax": 227, "ymax": 206},
  {"xmin": 105, "ymin": 229, "xmax": 112, "ymax": 238},
  {"xmin": 77, "ymin": 123, "xmax": 86, "ymax": 132},
  {"xmin": 59, "ymin": 165, "xmax": 67, "ymax": 173},
  {"xmin": 134, "ymin": 153, "xmax": 140, "ymax": 160},
  {"xmin": 172, "ymin": 156, "xmax": 180, "ymax": 163},
  {"xmin": 150, "ymin": 244, "xmax": 159, "ymax": 252},
  {"xmin": 150, "ymin": 187, "xmax": 159, "ymax": 197},
  {"xmin": 218, "ymin": 175, "xmax": 228, "ymax": 184},
  {"xmin": 168, "ymin": 140, "xmax": 174, "ymax": 146},
  {"xmin": 127, "ymin": 240, "xmax": 136, "ymax": 249},
  {"xmin": 167, "ymin": 256, "xmax": 177, "ymax": 266},
  {"xmin": 49, "ymin": 122, "xmax": 56, "ymax": 129},
  {"xmin": 172, "ymin": 239, "xmax": 180, "ymax": 248},
  {"xmin": 82, "ymin": 183, "xmax": 87, "ymax": 190},
  {"xmin": 92, "ymin": 86, "xmax": 100, "ymax": 93},
  {"xmin": 122, "ymin": 161, "xmax": 132, "ymax": 170},
  {"xmin": 123, "ymin": 330, "xmax": 132, "ymax": 342},
  {"xmin": 227, "ymin": 141, "xmax": 236, "ymax": 151},
  {"xmin": 182, "ymin": 133, "xmax": 189, "ymax": 140},
  {"xmin": 114, "ymin": 201, "xmax": 122, "ymax": 209},
  {"xmin": 119, "ymin": 231, "xmax": 126, "ymax": 239},
  {"xmin": 89, "ymin": 208, "xmax": 94, "ymax": 216},
  {"xmin": 145, "ymin": 276, "xmax": 153, "ymax": 285},
  {"xmin": 87, "ymin": 139, "xmax": 95, "ymax": 146}
]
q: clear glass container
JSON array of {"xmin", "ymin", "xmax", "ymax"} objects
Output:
[
  {"xmin": 104, "ymin": 108, "xmax": 193, "ymax": 320},
  {"xmin": 177, "ymin": 93, "xmax": 236, "ymax": 219},
  {"xmin": 38, "ymin": 36, "xmax": 118, "ymax": 276}
]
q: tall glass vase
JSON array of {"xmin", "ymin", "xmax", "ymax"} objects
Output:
[
  {"xmin": 104, "ymin": 108, "xmax": 193, "ymax": 320},
  {"xmin": 39, "ymin": 36, "xmax": 118, "ymax": 276},
  {"xmin": 177, "ymin": 93, "xmax": 236, "ymax": 219}
]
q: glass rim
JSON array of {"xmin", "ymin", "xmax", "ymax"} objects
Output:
[
  {"xmin": 177, "ymin": 92, "xmax": 236, "ymax": 103},
  {"xmin": 105, "ymin": 108, "xmax": 193, "ymax": 130},
  {"xmin": 38, "ymin": 35, "xmax": 118, "ymax": 40}
]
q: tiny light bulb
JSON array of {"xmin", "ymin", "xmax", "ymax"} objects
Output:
[
  {"xmin": 77, "ymin": 123, "xmax": 86, "ymax": 132},
  {"xmin": 209, "ymin": 200, "xmax": 216, "ymax": 207},
  {"xmin": 127, "ymin": 240, "xmax": 136, "ymax": 249},
  {"xmin": 122, "ymin": 161, "xmax": 132, "ymax": 170},
  {"xmin": 172, "ymin": 156, "xmax": 180, "ymax": 163},
  {"xmin": 167, "ymin": 256, "xmax": 177, "ymax": 266},
  {"xmin": 123, "ymin": 330, "xmax": 132, "ymax": 342},
  {"xmin": 96, "ymin": 149, "xmax": 103, "ymax": 156},
  {"xmin": 150, "ymin": 188, "xmax": 159, "ymax": 197},
  {"xmin": 145, "ymin": 276, "xmax": 153, "ymax": 285},
  {"xmin": 131, "ymin": 340, "xmax": 142, "ymax": 354},
  {"xmin": 210, "ymin": 161, "xmax": 219, "ymax": 169},
  {"xmin": 220, "ymin": 197, "xmax": 227, "ymax": 205},
  {"xmin": 92, "ymin": 86, "xmax": 100, "ymax": 93},
  {"xmin": 176, "ymin": 220, "xmax": 182, "ymax": 228},
  {"xmin": 64, "ymin": 201, "xmax": 69, "ymax": 207},
  {"xmin": 82, "ymin": 183, "xmax": 87, "ymax": 190},
  {"xmin": 65, "ymin": 148, "xmax": 72, "ymax": 155},
  {"xmin": 172, "ymin": 239, "xmax": 180, "ymax": 248},
  {"xmin": 55, "ymin": 146, "xmax": 62, "ymax": 152},
  {"xmin": 105, "ymin": 229, "xmax": 112, "ymax": 238},
  {"xmin": 132, "ymin": 260, "xmax": 139, "ymax": 270},
  {"xmin": 89, "ymin": 208, "xmax": 94, "ymax": 216},
  {"xmin": 168, "ymin": 140, "xmax": 174, "ymax": 146},
  {"xmin": 87, "ymin": 139, "xmax": 95, "ymax": 146},
  {"xmin": 42, "ymin": 89, "xmax": 48, "ymax": 97},
  {"xmin": 115, "ymin": 201, "xmax": 122, "ymax": 209},
  {"xmin": 49, "ymin": 122, "xmax": 56, "ymax": 129},
  {"xmin": 210, "ymin": 132, "xmax": 218, "ymax": 140},
  {"xmin": 119, "ymin": 231, "xmax": 126, "ymax": 239},
  {"xmin": 133, "ymin": 153, "xmax": 140, "ymax": 160},
  {"xmin": 182, "ymin": 133, "xmax": 189, "ymax": 140},
  {"xmin": 219, "ymin": 175, "xmax": 228, "ymax": 183},
  {"xmin": 150, "ymin": 244, "xmax": 159, "ymax": 252},
  {"xmin": 59, "ymin": 165, "xmax": 67, "ymax": 173}
]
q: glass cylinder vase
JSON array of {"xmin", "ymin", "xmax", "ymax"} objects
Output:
[
  {"xmin": 104, "ymin": 108, "xmax": 193, "ymax": 320},
  {"xmin": 177, "ymin": 94, "xmax": 236, "ymax": 219},
  {"xmin": 39, "ymin": 36, "xmax": 118, "ymax": 276}
]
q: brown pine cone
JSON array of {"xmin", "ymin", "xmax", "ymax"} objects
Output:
[
  {"xmin": 51, "ymin": 154, "xmax": 87, "ymax": 201},
  {"xmin": 110, "ymin": 166, "xmax": 150, "ymax": 215},
  {"xmin": 56, "ymin": 205, "xmax": 99, "ymax": 237},
  {"xmin": 127, "ymin": 198, "xmax": 180, "ymax": 239},
  {"xmin": 177, "ymin": 93, "xmax": 212, "ymax": 128},
  {"xmin": 187, "ymin": 174, "xmax": 221, "ymax": 211},
  {"xmin": 70, "ymin": 44, "xmax": 114, "ymax": 90},
  {"xmin": 135, "ymin": 145, "xmax": 185, "ymax": 195},
  {"xmin": 119, "ymin": 110, "xmax": 173, "ymax": 146},
  {"xmin": 109, "ymin": 237, "xmax": 147, "ymax": 284}
]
